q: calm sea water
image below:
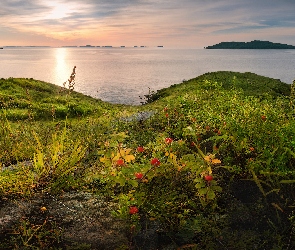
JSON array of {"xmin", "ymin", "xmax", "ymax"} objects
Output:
[{"xmin": 1, "ymin": 47, "xmax": 295, "ymax": 105}]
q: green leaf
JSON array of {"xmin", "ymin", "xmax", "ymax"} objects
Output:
[
  {"xmin": 207, "ymin": 190, "xmax": 216, "ymax": 200},
  {"xmin": 194, "ymin": 177, "xmax": 204, "ymax": 183},
  {"xmin": 116, "ymin": 176, "xmax": 126, "ymax": 186},
  {"xmin": 211, "ymin": 185, "xmax": 222, "ymax": 192},
  {"xmin": 129, "ymin": 180, "xmax": 139, "ymax": 188},
  {"xmin": 198, "ymin": 188, "xmax": 207, "ymax": 195},
  {"xmin": 195, "ymin": 182, "xmax": 205, "ymax": 188},
  {"xmin": 280, "ymin": 180, "xmax": 295, "ymax": 184}
]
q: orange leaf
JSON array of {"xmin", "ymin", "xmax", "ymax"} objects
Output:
[{"xmin": 211, "ymin": 158, "xmax": 221, "ymax": 164}]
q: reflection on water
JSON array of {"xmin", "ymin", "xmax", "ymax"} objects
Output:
[{"xmin": 54, "ymin": 48, "xmax": 70, "ymax": 86}]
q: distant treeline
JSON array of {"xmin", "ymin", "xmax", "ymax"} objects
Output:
[{"xmin": 205, "ymin": 40, "xmax": 295, "ymax": 49}]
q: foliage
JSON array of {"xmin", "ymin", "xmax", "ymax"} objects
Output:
[
  {"xmin": 1, "ymin": 217, "xmax": 64, "ymax": 249},
  {"xmin": 1, "ymin": 71, "xmax": 295, "ymax": 248},
  {"xmin": 0, "ymin": 77, "xmax": 112, "ymax": 120}
]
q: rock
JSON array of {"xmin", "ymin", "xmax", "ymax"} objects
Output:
[{"xmin": 0, "ymin": 192, "xmax": 129, "ymax": 249}]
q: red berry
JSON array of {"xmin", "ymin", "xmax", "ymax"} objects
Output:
[
  {"xmin": 204, "ymin": 175, "xmax": 213, "ymax": 182},
  {"xmin": 135, "ymin": 172, "xmax": 143, "ymax": 179},
  {"xmin": 261, "ymin": 115, "xmax": 267, "ymax": 121},
  {"xmin": 165, "ymin": 113, "xmax": 169, "ymax": 118},
  {"xmin": 137, "ymin": 146, "xmax": 144, "ymax": 153},
  {"xmin": 129, "ymin": 206, "xmax": 139, "ymax": 215},
  {"xmin": 116, "ymin": 159, "xmax": 124, "ymax": 166},
  {"xmin": 165, "ymin": 137, "xmax": 173, "ymax": 144},
  {"xmin": 151, "ymin": 158, "xmax": 160, "ymax": 166},
  {"xmin": 249, "ymin": 147, "xmax": 255, "ymax": 152}
]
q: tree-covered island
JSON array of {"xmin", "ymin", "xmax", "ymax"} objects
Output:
[{"xmin": 205, "ymin": 40, "xmax": 295, "ymax": 49}]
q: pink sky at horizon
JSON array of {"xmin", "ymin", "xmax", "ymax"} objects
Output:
[{"xmin": 1, "ymin": 0, "xmax": 295, "ymax": 48}]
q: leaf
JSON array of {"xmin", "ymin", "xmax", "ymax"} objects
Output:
[
  {"xmin": 194, "ymin": 177, "xmax": 204, "ymax": 183},
  {"xmin": 211, "ymin": 158, "xmax": 221, "ymax": 164},
  {"xmin": 204, "ymin": 156, "xmax": 211, "ymax": 162},
  {"xmin": 250, "ymin": 169, "xmax": 266, "ymax": 197},
  {"xmin": 280, "ymin": 180, "xmax": 295, "ymax": 184},
  {"xmin": 169, "ymin": 153, "xmax": 177, "ymax": 161},
  {"xmin": 116, "ymin": 176, "xmax": 126, "ymax": 186},
  {"xmin": 198, "ymin": 188, "xmax": 207, "ymax": 195},
  {"xmin": 271, "ymin": 203, "xmax": 284, "ymax": 212},
  {"xmin": 120, "ymin": 148, "xmax": 132, "ymax": 156},
  {"xmin": 100, "ymin": 157, "xmax": 108, "ymax": 163},
  {"xmin": 195, "ymin": 182, "xmax": 205, "ymax": 188},
  {"xmin": 129, "ymin": 180, "xmax": 139, "ymax": 188},
  {"xmin": 124, "ymin": 154, "xmax": 135, "ymax": 163},
  {"xmin": 207, "ymin": 190, "xmax": 216, "ymax": 200},
  {"xmin": 211, "ymin": 186, "xmax": 222, "ymax": 192},
  {"xmin": 208, "ymin": 166, "xmax": 212, "ymax": 175}
]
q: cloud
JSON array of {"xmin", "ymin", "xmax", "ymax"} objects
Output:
[{"xmin": 0, "ymin": 0, "xmax": 294, "ymax": 47}]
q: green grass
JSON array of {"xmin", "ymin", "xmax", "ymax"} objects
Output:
[{"xmin": 1, "ymin": 72, "xmax": 295, "ymax": 249}]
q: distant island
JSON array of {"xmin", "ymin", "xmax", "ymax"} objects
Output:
[{"xmin": 205, "ymin": 40, "xmax": 295, "ymax": 49}]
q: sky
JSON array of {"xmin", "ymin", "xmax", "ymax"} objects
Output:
[{"xmin": 1, "ymin": 0, "xmax": 295, "ymax": 48}]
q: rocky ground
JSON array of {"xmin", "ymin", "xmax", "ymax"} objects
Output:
[{"xmin": 0, "ymin": 191, "xmax": 130, "ymax": 249}]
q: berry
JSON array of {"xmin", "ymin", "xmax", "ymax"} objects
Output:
[
  {"xmin": 129, "ymin": 206, "xmax": 139, "ymax": 215},
  {"xmin": 135, "ymin": 172, "xmax": 143, "ymax": 179},
  {"xmin": 151, "ymin": 158, "xmax": 160, "ymax": 166},
  {"xmin": 249, "ymin": 147, "xmax": 255, "ymax": 152},
  {"xmin": 165, "ymin": 113, "xmax": 169, "ymax": 118},
  {"xmin": 137, "ymin": 146, "xmax": 144, "ymax": 153},
  {"xmin": 165, "ymin": 137, "xmax": 173, "ymax": 144},
  {"xmin": 261, "ymin": 115, "xmax": 267, "ymax": 121},
  {"xmin": 204, "ymin": 175, "xmax": 213, "ymax": 182},
  {"xmin": 116, "ymin": 159, "xmax": 124, "ymax": 166}
]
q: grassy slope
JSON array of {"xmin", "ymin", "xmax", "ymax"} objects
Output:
[
  {"xmin": 0, "ymin": 72, "xmax": 290, "ymax": 121},
  {"xmin": 0, "ymin": 77, "xmax": 125, "ymax": 120},
  {"xmin": 0, "ymin": 72, "xmax": 291, "ymax": 163},
  {"xmin": 147, "ymin": 71, "xmax": 290, "ymax": 105}
]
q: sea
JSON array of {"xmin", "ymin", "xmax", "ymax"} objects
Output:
[{"xmin": 1, "ymin": 47, "xmax": 295, "ymax": 105}]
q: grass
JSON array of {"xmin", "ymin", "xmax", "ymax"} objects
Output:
[{"xmin": 1, "ymin": 71, "xmax": 295, "ymax": 249}]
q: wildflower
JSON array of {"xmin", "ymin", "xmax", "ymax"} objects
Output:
[
  {"xmin": 116, "ymin": 159, "xmax": 124, "ymax": 166},
  {"xmin": 137, "ymin": 146, "xmax": 144, "ymax": 153},
  {"xmin": 129, "ymin": 206, "xmax": 139, "ymax": 215},
  {"xmin": 151, "ymin": 158, "xmax": 160, "ymax": 166}
]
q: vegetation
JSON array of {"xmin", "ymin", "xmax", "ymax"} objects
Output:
[
  {"xmin": 205, "ymin": 40, "xmax": 295, "ymax": 49},
  {"xmin": 1, "ymin": 71, "xmax": 295, "ymax": 249}
]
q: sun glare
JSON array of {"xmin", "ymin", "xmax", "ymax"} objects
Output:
[
  {"xmin": 54, "ymin": 48, "xmax": 69, "ymax": 86},
  {"xmin": 47, "ymin": 4, "xmax": 69, "ymax": 19}
]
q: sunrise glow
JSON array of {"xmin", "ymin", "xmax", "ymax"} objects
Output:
[{"xmin": 0, "ymin": 0, "xmax": 294, "ymax": 48}]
